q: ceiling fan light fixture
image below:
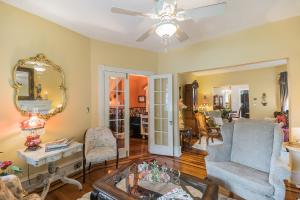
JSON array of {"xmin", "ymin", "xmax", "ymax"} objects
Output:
[{"xmin": 155, "ymin": 22, "xmax": 177, "ymax": 38}]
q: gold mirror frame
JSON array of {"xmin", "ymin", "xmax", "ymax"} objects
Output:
[{"xmin": 12, "ymin": 54, "xmax": 67, "ymax": 120}]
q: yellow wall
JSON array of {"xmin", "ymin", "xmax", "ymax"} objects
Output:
[
  {"xmin": 0, "ymin": 1, "xmax": 91, "ymax": 175},
  {"xmin": 179, "ymin": 65, "xmax": 287, "ymax": 119},
  {"xmin": 0, "ymin": 2, "xmax": 157, "ymax": 176},
  {"xmin": 158, "ymin": 16, "xmax": 300, "ymax": 138}
]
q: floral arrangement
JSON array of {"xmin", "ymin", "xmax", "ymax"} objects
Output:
[
  {"xmin": 0, "ymin": 152, "xmax": 23, "ymax": 176},
  {"xmin": 138, "ymin": 160, "xmax": 179, "ymax": 183}
]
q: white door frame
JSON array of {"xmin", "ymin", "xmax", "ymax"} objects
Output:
[{"xmin": 98, "ymin": 65, "xmax": 155, "ymax": 155}]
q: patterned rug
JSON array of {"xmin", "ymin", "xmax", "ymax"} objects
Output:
[{"xmin": 77, "ymin": 192, "xmax": 236, "ymax": 200}]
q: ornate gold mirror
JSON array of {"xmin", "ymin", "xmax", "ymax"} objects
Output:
[{"xmin": 12, "ymin": 54, "xmax": 66, "ymax": 119}]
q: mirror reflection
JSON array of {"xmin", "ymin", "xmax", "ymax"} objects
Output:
[{"xmin": 13, "ymin": 54, "xmax": 66, "ymax": 118}]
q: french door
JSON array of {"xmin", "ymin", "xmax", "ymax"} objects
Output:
[
  {"xmin": 149, "ymin": 74, "xmax": 173, "ymax": 156},
  {"xmin": 104, "ymin": 71, "xmax": 129, "ymax": 158}
]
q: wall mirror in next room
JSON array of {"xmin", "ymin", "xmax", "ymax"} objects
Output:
[{"xmin": 12, "ymin": 54, "xmax": 66, "ymax": 119}]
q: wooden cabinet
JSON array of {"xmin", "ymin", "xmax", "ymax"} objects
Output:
[{"xmin": 183, "ymin": 82, "xmax": 199, "ymax": 135}]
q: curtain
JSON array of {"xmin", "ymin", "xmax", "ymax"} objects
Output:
[{"xmin": 279, "ymin": 72, "xmax": 288, "ymax": 112}]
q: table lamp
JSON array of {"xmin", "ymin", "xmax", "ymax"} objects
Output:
[
  {"xmin": 20, "ymin": 113, "xmax": 45, "ymax": 151},
  {"xmin": 287, "ymin": 127, "xmax": 300, "ymax": 187}
]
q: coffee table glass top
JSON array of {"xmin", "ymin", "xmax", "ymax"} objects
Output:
[{"xmin": 92, "ymin": 158, "xmax": 218, "ymax": 200}]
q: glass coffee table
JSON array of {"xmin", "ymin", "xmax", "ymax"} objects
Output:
[{"xmin": 91, "ymin": 158, "xmax": 218, "ymax": 200}]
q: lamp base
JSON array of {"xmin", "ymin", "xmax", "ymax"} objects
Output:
[{"xmin": 24, "ymin": 145, "xmax": 41, "ymax": 152}]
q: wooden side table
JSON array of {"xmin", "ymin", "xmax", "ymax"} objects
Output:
[
  {"xmin": 285, "ymin": 180, "xmax": 300, "ymax": 200},
  {"xmin": 17, "ymin": 142, "xmax": 83, "ymax": 200}
]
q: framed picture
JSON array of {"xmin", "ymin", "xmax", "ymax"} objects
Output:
[
  {"xmin": 16, "ymin": 67, "xmax": 34, "ymax": 100},
  {"xmin": 138, "ymin": 96, "xmax": 146, "ymax": 103}
]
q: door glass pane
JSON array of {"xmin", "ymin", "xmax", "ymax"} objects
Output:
[
  {"xmin": 110, "ymin": 91, "xmax": 117, "ymax": 106},
  {"xmin": 117, "ymin": 92, "xmax": 125, "ymax": 106},
  {"xmin": 109, "ymin": 120, "xmax": 116, "ymax": 133},
  {"xmin": 117, "ymin": 78, "xmax": 124, "ymax": 91},
  {"xmin": 109, "ymin": 77, "xmax": 117, "ymax": 91},
  {"xmin": 163, "ymin": 132, "xmax": 168, "ymax": 145},
  {"xmin": 109, "ymin": 108, "xmax": 116, "ymax": 120},
  {"xmin": 162, "ymin": 105, "xmax": 168, "ymax": 118},
  {"xmin": 162, "ymin": 119, "xmax": 168, "ymax": 132},
  {"xmin": 154, "ymin": 79, "xmax": 160, "ymax": 91},
  {"xmin": 117, "ymin": 106, "xmax": 124, "ymax": 120},
  {"xmin": 162, "ymin": 78, "xmax": 168, "ymax": 91},
  {"xmin": 117, "ymin": 120, "xmax": 125, "ymax": 135},
  {"xmin": 161, "ymin": 92, "xmax": 168, "ymax": 105},
  {"xmin": 155, "ymin": 119, "xmax": 161, "ymax": 131},
  {"xmin": 154, "ymin": 92, "xmax": 161, "ymax": 104},
  {"xmin": 155, "ymin": 132, "xmax": 162, "ymax": 145},
  {"xmin": 155, "ymin": 105, "xmax": 161, "ymax": 118}
]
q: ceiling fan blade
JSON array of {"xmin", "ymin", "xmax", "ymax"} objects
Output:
[
  {"xmin": 178, "ymin": 2, "xmax": 226, "ymax": 21},
  {"xmin": 111, "ymin": 7, "xmax": 157, "ymax": 18},
  {"xmin": 136, "ymin": 26, "xmax": 156, "ymax": 42},
  {"xmin": 175, "ymin": 27, "xmax": 189, "ymax": 42}
]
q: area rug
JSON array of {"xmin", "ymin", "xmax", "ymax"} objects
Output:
[
  {"xmin": 192, "ymin": 136, "xmax": 223, "ymax": 151},
  {"xmin": 77, "ymin": 191, "xmax": 236, "ymax": 200}
]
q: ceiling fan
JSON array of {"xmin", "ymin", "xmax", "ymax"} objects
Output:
[{"xmin": 111, "ymin": 0, "xmax": 226, "ymax": 43}]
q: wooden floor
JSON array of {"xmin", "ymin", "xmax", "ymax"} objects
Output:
[{"xmin": 44, "ymin": 138, "xmax": 233, "ymax": 200}]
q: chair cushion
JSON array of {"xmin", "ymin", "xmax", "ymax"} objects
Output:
[
  {"xmin": 231, "ymin": 120, "xmax": 275, "ymax": 173},
  {"xmin": 86, "ymin": 147, "xmax": 117, "ymax": 164},
  {"xmin": 207, "ymin": 161, "xmax": 274, "ymax": 196}
]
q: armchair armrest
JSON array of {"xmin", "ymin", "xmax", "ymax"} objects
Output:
[
  {"xmin": 0, "ymin": 175, "xmax": 26, "ymax": 199},
  {"xmin": 269, "ymin": 158, "xmax": 291, "ymax": 200}
]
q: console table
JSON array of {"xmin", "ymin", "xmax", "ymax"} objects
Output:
[{"xmin": 17, "ymin": 142, "xmax": 83, "ymax": 200}]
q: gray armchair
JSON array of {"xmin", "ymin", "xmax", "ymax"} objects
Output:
[{"xmin": 206, "ymin": 120, "xmax": 290, "ymax": 200}]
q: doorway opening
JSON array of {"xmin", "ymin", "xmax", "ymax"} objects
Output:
[
  {"xmin": 128, "ymin": 75, "xmax": 149, "ymax": 156},
  {"xmin": 177, "ymin": 59, "xmax": 289, "ymax": 153}
]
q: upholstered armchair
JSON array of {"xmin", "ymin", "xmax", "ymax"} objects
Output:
[
  {"xmin": 206, "ymin": 120, "xmax": 290, "ymax": 200},
  {"xmin": 83, "ymin": 127, "xmax": 119, "ymax": 183},
  {"xmin": 0, "ymin": 174, "xmax": 41, "ymax": 200}
]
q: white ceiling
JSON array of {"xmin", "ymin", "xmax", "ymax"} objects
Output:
[{"xmin": 2, "ymin": 0, "xmax": 300, "ymax": 52}]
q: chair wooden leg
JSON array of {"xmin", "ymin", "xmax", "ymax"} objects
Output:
[
  {"xmin": 211, "ymin": 137, "xmax": 214, "ymax": 143},
  {"xmin": 198, "ymin": 135, "xmax": 202, "ymax": 144},
  {"xmin": 206, "ymin": 136, "xmax": 209, "ymax": 145},
  {"xmin": 83, "ymin": 159, "xmax": 86, "ymax": 184},
  {"xmin": 116, "ymin": 157, "xmax": 119, "ymax": 169},
  {"xmin": 88, "ymin": 162, "xmax": 91, "ymax": 174},
  {"xmin": 105, "ymin": 160, "xmax": 107, "ymax": 166}
]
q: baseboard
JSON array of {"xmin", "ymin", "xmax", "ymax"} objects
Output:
[{"xmin": 174, "ymin": 146, "xmax": 182, "ymax": 157}]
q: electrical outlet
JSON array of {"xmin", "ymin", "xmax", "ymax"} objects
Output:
[{"xmin": 74, "ymin": 161, "xmax": 82, "ymax": 170}]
